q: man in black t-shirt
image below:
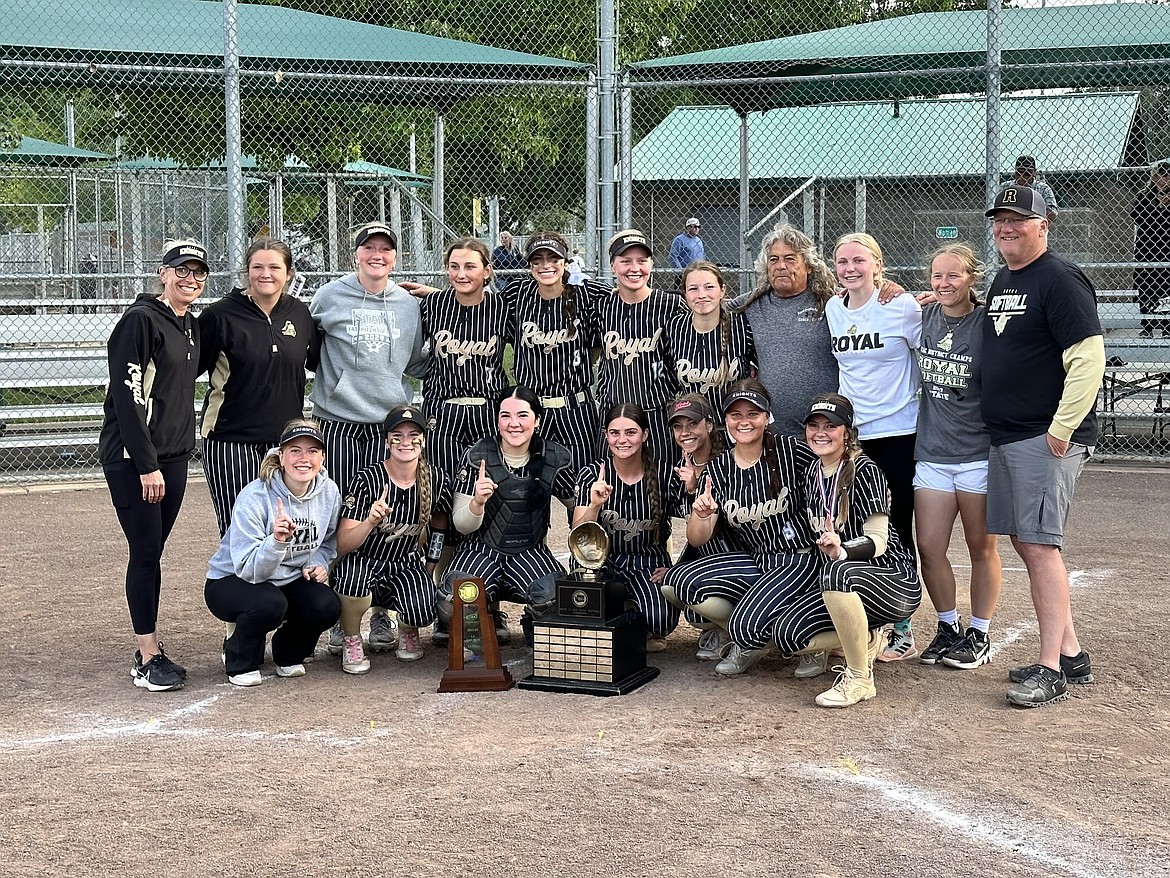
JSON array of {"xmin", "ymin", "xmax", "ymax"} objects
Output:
[{"xmin": 982, "ymin": 185, "xmax": 1105, "ymax": 709}]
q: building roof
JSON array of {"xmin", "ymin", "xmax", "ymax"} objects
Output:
[
  {"xmin": 0, "ymin": 135, "xmax": 111, "ymax": 166},
  {"xmin": 632, "ymin": 93, "xmax": 1145, "ymax": 182}
]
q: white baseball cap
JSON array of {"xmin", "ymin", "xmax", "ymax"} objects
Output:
[{"xmin": 686, "ymin": 217, "xmax": 701, "ymax": 227}]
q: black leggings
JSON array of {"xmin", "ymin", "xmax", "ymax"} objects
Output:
[
  {"xmin": 104, "ymin": 458, "xmax": 189, "ymax": 636},
  {"xmin": 860, "ymin": 432, "xmax": 917, "ymax": 555}
]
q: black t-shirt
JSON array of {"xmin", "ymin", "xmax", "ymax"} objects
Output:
[{"xmin": 981, "ymin": 251, "xmax": 1102, "ymax": 446}]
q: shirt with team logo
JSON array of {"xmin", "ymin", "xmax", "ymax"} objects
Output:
[
  {"xmin": 338, "ymin": 462, "xmax": 452, "ymax": 565},
  {"xmin": 575, "ymin": 458, "xmax": 678, "ymax": 555},
  {"xmin": 420, "ymin": 289, "xmax": 514, "ymax": 406},
  {"xmin": 592, "ymin": 290, "xmax": 685, "ymax": 411},
  {"xmin": 915, "ymin": 303, "xmax": 989, "ymax": 463},
  {"xmin": 664, "ymin": 308, "xmax": 758, "ymax": 414},
  {"xmin": 981, "ymin": 251, "xmax": 1102, "ymax": 446}
]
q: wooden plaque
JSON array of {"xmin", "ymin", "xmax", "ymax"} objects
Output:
[{"xmin": 437, "ymin": 576, "xmax": 515, "ymax": 693}]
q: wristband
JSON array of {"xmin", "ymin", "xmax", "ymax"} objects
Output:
[
  {"xmin": 425, "ymin": 529, "xmax": 446, "ymax": 563},
  {"xmin": 841, "ymin": 535, "xmax": 877, "ymax": 561}
]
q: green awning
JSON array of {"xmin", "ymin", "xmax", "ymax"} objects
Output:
[
  {"xmin": 108, "ymin": 155, "xmax": 431, "ymax": 187},
  {"xmin": 0, "ymin": 135, "xmax": 111, "ymax": 166}
]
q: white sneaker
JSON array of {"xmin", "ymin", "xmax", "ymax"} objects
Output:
[
  {"xmin": 396, "ymin": 626, "xmax": 424, "ymax": 662},
  {"xmin": 695, "ymin": 628, "xmax": 732, "ymax": 661},
  {"xmin": 815, "ymin": 665, "xmax": 876, "ymax": 708},
  {"xmin": 228, "ymin": 670, "xmax": 263, "ymax": 687},
  {"xmin": 341, "ymin": 635, "xmax": 370, "ymax": 675},
  {"xmin": 274, "ymin": 663, "xmax": 305, "ymax": 678},
  {"xmin": 715, "ymin": 644, "xmax": 769, "ymax": 676},
  {"xmin": 368, "ymin": 608, "xmax": 398, "ymax": 652},
  {"xmin": 794, "ymin": 651, "xmax": 829, "ymax": 679}
]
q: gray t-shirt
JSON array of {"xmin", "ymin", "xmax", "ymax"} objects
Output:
[
  {"xmin": 734, "ymin": 288, "xmax": 839, "ymax": 435},
  {"xmin": 915, "ymin": 303, "xmax": 989, "ymax": 463}
]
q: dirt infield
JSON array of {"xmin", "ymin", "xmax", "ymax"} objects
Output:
[{"xmin": 0, "ymin": 466, "xmax": 1167, "ymax": 878}]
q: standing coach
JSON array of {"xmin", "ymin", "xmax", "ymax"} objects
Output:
[{"xmin": 982, "ymin": 185, "xmax": 1105, "ymax": 708}]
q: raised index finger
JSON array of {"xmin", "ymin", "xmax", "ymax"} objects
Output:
[
  {"xmin": 478, "ymin": 459, "xmax": 487, "ymax": 479},
  {"xmin": 597, "ymin": 462, "xmax": 607, "ymax": 483},
  {"xmin": 276, "ymin": 498, "xmax": 285, "ymax": 519},
  {"xmin": 380, "ymin": 483, "xmax": 389, "ymax": 502}
]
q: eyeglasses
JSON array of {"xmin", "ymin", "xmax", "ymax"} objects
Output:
[
  {"xmin": 991, "ymin": 216, "xmax": 1040, "ymax": 228},
  {"xmin": 171, "ymin": 265, "xmax": 209, "ymax": 281}
]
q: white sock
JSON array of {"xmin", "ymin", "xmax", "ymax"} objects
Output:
[
  {"xmin": 969, "ymin": 616, "xmax": 991, "ymax": 634},
  {"xmin": 938, "ymin": 609, "xmax": 960, "ymax": 627}
]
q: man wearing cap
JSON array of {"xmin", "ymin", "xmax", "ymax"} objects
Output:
[
  {"xmin": 982, "ymin": 185, "xmax": 1104, "ymax": 708},
  {"xmin": 1008, "ymin": 156, "xmax": 1058, "ymax": 222},
  {"xmin": 670, "ymin": 218, "xmax": 706, "ymax": 270}
]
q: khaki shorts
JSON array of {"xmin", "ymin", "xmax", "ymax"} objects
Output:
[{"xmin": 986, "ymin": 434, "xmax": 1091, "ymax": 546}]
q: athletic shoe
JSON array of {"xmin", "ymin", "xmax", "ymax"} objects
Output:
[
  {"xmin": 131, "ymin": 652, "xmax": 184, "ymax": 692},
  {"xmin": 695, "ymin": 628, "xmax": 733, "ymax": 661},
  {"xmin": 493, "ymin": 609, "xmax": 512, "ymax": 645},
  {"xmin": 919, "ymin": 620, "xmax": 964, "ymax": 665},
  {"xmin": 133, "ymin": 647, "xmax": 187, "ymax": 681},
  {"xmin": 794, "ymin": 651, "xmax": 829, "ymax": 679},
  {"xmin": 368, "ymin": 609, "xmax": 398, "ymax": 652},
  {"xmin": 274, "ymin": 663, "xmax": 306, "ymax": 678},
  {"xmin": 432, "ymin": 616, "xmax": 450, "ymax": 648},
  {"xmin": 867, "ymin": 629, "xmax": 884, "ymax": 671},
  {"xmin": 877, "ymin": 625, "xmax": 918, "ymax": 663},
  {"xmin": 646, "ymin": 634, "xmax": 668, "ymax": 653},
  {"xmin": 714, "ymin": 644, "xmax": 769, "ymax": 676},
  {"xmin": 1009, "ymin": 650, "xmax": 1094, "ymax": 685},
  {"xmin": 341, "ymin": 635, "xmax": 370, "ymax": 675},
  {"xmin": 396, "ymin": 626, "xmax": 424, "ymax": 662},
  {"xmin": 155, "ymin": 642, "xmax": 187, "ymax": 679},
  {"xmin": 941, "ymin": 628, "xmax": 991, "ymax": 670},
  {"xmin": 1006, "ymin": 664, "xmax": 1069, "ymax": 708},
  {"xmin": 326, "ymin": 622, "xmax": 345, "ymax": 656},
  {"xmin": 228, "ymin": 669, "xmax": 263, "ymax": 687},
  {"xmin": 815, "ymin": 666, "xmax": 877, "ymax": 708}
]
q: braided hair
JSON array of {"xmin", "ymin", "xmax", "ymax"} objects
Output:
[
  {"xmin": 528, "ymin": 230, "xmax": 578, "ymax": 337},
  {"xmin": 810, "ymin": 391, "xmax": 863, "ymax": 529},
  {"xmin": 603, "ymin": 402, "xmax": 664, "ymax": 540},
  {"xmin": 722, "ymin": 377, "xmax": 782, "ymax": 496},
  {"xmin": 680, "ymin": 260, "xmax": 732, "ymax": 388}
]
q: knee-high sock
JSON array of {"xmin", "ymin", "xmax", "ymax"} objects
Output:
[
  {"xmin": 792, "ymin": 629, "xmax": 842, "ymax": 656},
  {"xmin": 822, "ymin": 590, "xmax": 871, "ymax": 675},
  {"xmin": 690, "ymin": 596, "xmax": 734, "ymax": 628},
  {"xmin": 225, "ymin": 621, "xmax": 237, "ymax": 639},
  {"xmin": 339, "ymin": 593, "xmax": 372, "ymax": 636}
]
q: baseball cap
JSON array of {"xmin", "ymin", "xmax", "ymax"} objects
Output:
[
  {"xmin": 804, "ymin": 397, "xmax": 854, "ymax": 428},
  {"xmin": 669, "ymin": 396, "xmax": 715, "ymax": 424},
  {"xmin": 686, "ymin": 217, "xmax": 701, "ymax": 228},
  {"xmin": 722, "ymin": 387, "xmax": 771, "ymax": 414},
  {"xmin": 280, "ymin": 421, "xmax": 326, "ymax": 449},
  {"xmin": 985, "ymin": 186, "xmax": 1047, "ymax": 219},
  {"xmin": 354, "ymin": 223, "xmax": 398, "ymax": 250},
  {"xmin": 161, "ymin": 242, "xmax": 209, "ymax": 271},
  {"xmin": 525, "ymin": 236, "xmax": 569, "ymax": 261},
  {"xmin": 1015, "ymin": 155, "xmax": 1037, "ymax": 170},
  {"xmin": 608, "ymin": 230, "xmax": 653, "ymax": 260},
  {"xmin": 383, "ymin": 404, "xmax": 425, "ymax": 434}
]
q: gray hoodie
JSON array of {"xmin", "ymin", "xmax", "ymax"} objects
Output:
[
  {"xmin": 309, "ymin": 273, "xmax": 427, "ymax": 423},
  {"xmin": 206, "ymin": 467, "xmax": 342, "ymax": 586}
]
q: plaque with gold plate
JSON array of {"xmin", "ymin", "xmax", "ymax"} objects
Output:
[
  {"xmin": 518, "ymin": 521, "xmax": 660, "ymax": 696},
  {"xmin": 437, "ymin": 576, "xmax": 515, "ymax": 693}
]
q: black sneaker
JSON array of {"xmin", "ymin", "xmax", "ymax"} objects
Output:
[
  {"xmin": 492, "ymin": 609, "xmax": 512, "ymax": 645},
  {"xmin": 133, "ymin": 647, "xmax": 187, "ymax": 681},
  {"xmin": 431, "ymin": 616, "xmax": 450, "ymax": 648},
  {"xmin": 1005, "ymin": 664, "xmax": 1068, "ymax": 708},
  {"xmin": 919, "ymin": 620, "xmax": 964, "ymax": 665},
  {"xmin": 940, "ymin": 628, "xmax": 991, "ymax": 670},
  {"xmin": 156, "ymin": 642, "xmax": 187, "ymax": 679},
  {"xmin": 131, "ymin": 653, "xmax": 184, "ymax": 692},
  {"xmin": 1008, "ymin": 650, "xmax": 1094, "ymax": 685}
]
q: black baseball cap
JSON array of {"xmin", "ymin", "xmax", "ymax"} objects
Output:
[
  {"xmin": 161, "ymin": 242, "xmax": 209, "ymax": 271},
  {"xmin": 525, "ymin": 236, "xmax": 569, "ymax": 261},
  {"xmin": 383, "ymin": 404, "xmax": 425, "ymax": 434},
  {"xmin": 986, "ymin": 186, "xmax": 1046, "ymax": 219},
  {"xmin": 722, "ymin": 388, "xmax": 771, "ymax": 414},
  {"xmin": 280, "ymin": 422, "xmax": 326, "ymax": 449},
  {"xmin": 609, "ymin": 230, "xmax": 653, "ymax": 260},
  {"xmin": 669, "ymin": 396, "xmax": 715, "ymax": 423},
  {"xmin": 804, "ymin": 397, "xmax": 854, "ymax": 428},
  {"xmin": 354, "ymin": 223, "xmax": 398, "ymax": 250}
]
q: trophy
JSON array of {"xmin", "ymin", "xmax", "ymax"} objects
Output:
[
  {"xmin": 437, "ymin": 576, "xmax": 515, "ymax": 693},
  {"xmin": 518, "ymin": 521, "xmax": 660, "ymax": 696}
]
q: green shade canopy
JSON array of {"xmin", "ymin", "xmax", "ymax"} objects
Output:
[
  {"xmin": 0, "ymin": 135, "xmax": 111, "ymax": 166},
  {"xmin": 632, "ymin": 93, "xmax": 1145, "ymax": 182},
  {"xmin": 109, "ymin": 154, "xmax": 431, "ymax": 188},
  {"xmin": 630, "ymin": 4, "xmax": 1170, "ymax": 111}
]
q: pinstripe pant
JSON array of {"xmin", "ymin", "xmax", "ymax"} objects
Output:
[
  {"xmin": 426, "ymin": 400, "xmax": 496, "ymax": 482},
  {"xmin": 663, "ymin": 551, "xmax": 760, "ymax": 607},
  {"xmin": 318, "ymin": 419, "xmax": 385, "ymax": 497},
  {"xmin": 540, "ymin": 396, "xmax": 599, "ymax": 476},
  {"xmin": 771, "ymin": 559, "xmax": 921, "ymax": 655},
  {"xmin": 609, "ymin": 551, "xmax": 679, "ymax": 637},
  {"xmin": 202, "ymin": 437, "xmax": 269, "ymax": 537},
  {"xmin": 441, "ymin": 540, "xmax": 565, "ymax": 611},
  {"xmin": 332, "ymin": 553, "xmax": 436, "ymax": 628},
  {"xmin": 726, "ymin": 552, "xmax": 823, "ymax": 649}
]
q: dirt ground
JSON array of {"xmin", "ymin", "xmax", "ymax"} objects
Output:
[{"xmin": 0, "ymin": 466, "xmax": 1167, "ymax": 878}]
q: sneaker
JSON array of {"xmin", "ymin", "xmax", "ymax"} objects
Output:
[
  {"xmin": 695, "ymin": 628, "xmax": 733, "ymax": 661},
  {"xmin": 228, "ymin": 669, "xmax": 263, "ymax": 687},
  {"xmin": 432, "ymin": 616, "xmax": 450, "ymax": 648},
  {"xmin": 155, "ymin": 642, "xmax": 187, "ymax": 679},
  {"xmin": 815, "ymin": 665, "xmax": 877, "ymax": 708},
  {"xmin": 877, "ymin": 625, "xmax": 918, "ymax": 663},
  {"xmin": 131, "ymin": 652, "xmax": 184, "ymax": 692},
  {"xmin": 133, "ymin": 647, "xmax": 187, "ymax": 681},
  {"xmin": 794, "ymin": 651, "xmax": 829, "ymax": 679},
  {"xmin": 941, "ymin": 628, "xmax": 991, "ymax": 670},
  {"xmin": 493, "ymin": 609, "xmax": 512, "ymax": 645},
  {"xmin": 1005, "ymin": 664, "xmax": 1069, "ymax": 708},
  {"xmin": 714, "ymin": 644, "xmax": 769, "ymax": 676},
  {"xmin": 396, "ymin": 626, "xmax": 424, "ymax": 662},
  {"xmin": 1009, "ymin": 650, "xmax": 1093, "ymax": 685},
  {"xmin": 274, "ymin": 663, "xmax": 306, "ymax": 678},
  {"xmin": 326, "ymin": 622, "xmax": 345, "ymax": 656},
  {"xmin": 368, "ymin": 609, "xmax": 399, "ymax": 652},
  {"xmin": 341, "ymin": 635, "xmax": 371, "ymax": 675},
  {"xmin": 920, "ymin": 620, "xmax": 964, "ymax": 665},
  {"xmin": 646, "ymin": 634, "xmax": 668, "ymax": 653},
  {"xmin": 866, "ymin": 629, "xmax": 884, "ymax": 671}
]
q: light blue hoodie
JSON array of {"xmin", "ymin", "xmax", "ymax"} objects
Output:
[{"xmin": 206, "ymin": 467, "xmax": 342, "ymax": 586}]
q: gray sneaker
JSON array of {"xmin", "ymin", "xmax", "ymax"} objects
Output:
[
  {"xmin": 1009, "ymin": 650, "xmax": 1093, "ymax": 685},
  {"xmin": 326, "ymin": 622, "xmax": 344, "ymax": 656},
  {"xmin": 794, "ymin": 651, "xmax": 829, "ymax": 679},
  {"xmin": 1006, "ymin": 664, "xmax": 1069, "ymax": 708},
  {"xmin": 368, "ymin": 609, "xmax": 399, "ymax": 652},
  {"xmin": 714, "ymin": 644, "xmax": 769, "ymax": 677},
  {"xmin": 695, "ymin": 628, "xmax": 733, "ymax": 661}
]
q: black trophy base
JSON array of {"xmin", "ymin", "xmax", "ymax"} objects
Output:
[
  {"xmin": 518, "ymin": 665, "xmax": 659, "ymax": 696},
  {"xmin": 517, "ymin": 614, "xmax": 659, "ymax": 697}
]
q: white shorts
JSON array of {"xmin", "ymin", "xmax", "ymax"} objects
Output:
[{"xmin": 913, "ymin": 459, "xmax": 988, "ymax": 494}]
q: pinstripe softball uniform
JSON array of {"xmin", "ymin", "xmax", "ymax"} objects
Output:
[
  {"xmin": 664, "ymin": 309, "xmax": 758, "ymax": 415},
  {"xmin": 331, "ymin": 461, "xmax": 453, "ymax": 629},
  {"xmin": 768, "ymin": 454, "xmax": 920, "ymax": 654},
  {"xmin": 419, "ymin": 289, "xmax": 514, "ymax": 480},
  {"xmin": 575, "ymin": 458, "xmax": 680, "ymax": 637}
]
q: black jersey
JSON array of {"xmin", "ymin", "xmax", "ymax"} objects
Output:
[
  {"xmin": 575, "ymin": 458, "xmax": 676, "ymax": 555},
  {"xmin": 197, "ymin": 288, "xmax": 320, "ymax": 444},
  {"xmin": 703, "ymin": 435, "xmax": 817, "ymax": 555},
  {"xmin": 420, "ymin": 288, "xmax": 513, "ymax": 405},
  {"xmin": 665, "ymin": 308, "xmax": 758, "ymax": 413},
  {"xmin": 505, "ymin": 277, "xmax": 607, "ymax": 398},
  {"xmin": 593, "ymin": 290, "xmax": 685, "ymax": 410},
  {"xmin": 341, "ymin": 462, "xmax": 453, "ymax": 564}
]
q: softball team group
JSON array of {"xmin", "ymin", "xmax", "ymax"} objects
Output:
[{"xmin": 99, "ymin": 221, "xmax": 1003, "ymax": 710}]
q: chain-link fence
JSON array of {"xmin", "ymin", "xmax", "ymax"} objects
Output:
[{"xmin": 3, "ymin": 0, "xmax": 1170, "ymax": 484}]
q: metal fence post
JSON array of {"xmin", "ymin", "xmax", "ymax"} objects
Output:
[{"xmin": 222, "ymin": 0, "xmax": 244, "ymax": 273}]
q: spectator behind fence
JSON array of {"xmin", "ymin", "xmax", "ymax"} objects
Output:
[
  {"xmin": 491, "ymin": 231, "xmax": 527, "ymax": 291},
  {"xmin": 1007, "ymin": 155, "xmax": 1059, "ymax": 222},
  {"xmin": 1130, "ymin": 161, "xmax": 1170, "ymax": 338},
  {"xmin": 669, "ymin": 217, "xmax": 706, "ymax": 270}
]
